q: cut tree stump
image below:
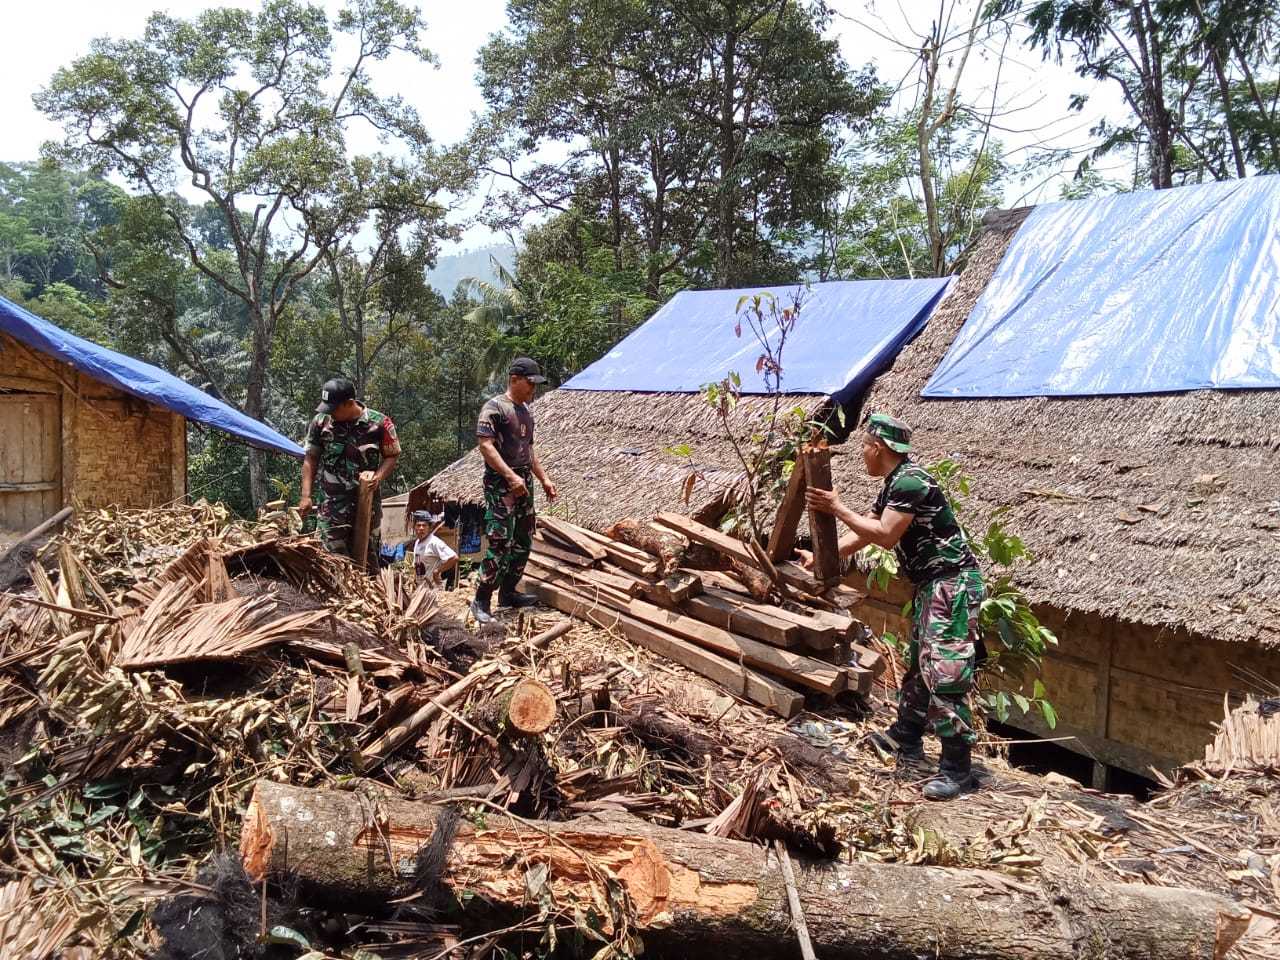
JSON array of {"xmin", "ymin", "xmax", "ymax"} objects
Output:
[
  {"xmin": 241, "ymin": 781, "xmax": 1251, "ymax": 960},
  {"xmin": 505, "ymin": 677, "xmax": 556, "ymax": 734}
]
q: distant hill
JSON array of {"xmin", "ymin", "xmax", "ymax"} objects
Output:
[{"xmin": 427, "ymin": 243, "xmax": 516, "ymax": 298}]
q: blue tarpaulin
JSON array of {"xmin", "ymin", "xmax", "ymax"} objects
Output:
[
  {"xmin": 564, "ymin": 278, "xmax": 952, "ymax": 397},
  {"xmin": 923, "ymin": 176, "xmax": 1280, "ymax": 399},
  {"xmin": 0, "ymin": 294, "xmax": 305, "ymax": 458}
]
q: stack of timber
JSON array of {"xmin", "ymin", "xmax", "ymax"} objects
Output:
[{"xmin": 522, "ymin": 514, "xmax": 884, "ymax": 718}]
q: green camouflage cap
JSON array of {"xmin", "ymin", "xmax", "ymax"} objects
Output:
[{"xmin": 866, "ymin": 412, "xmax": 912, "ymax": 453}]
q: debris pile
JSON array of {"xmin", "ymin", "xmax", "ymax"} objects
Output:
[{"xmin": 0, "ymin": 503, "xmax": 1273, "ymax": 958}]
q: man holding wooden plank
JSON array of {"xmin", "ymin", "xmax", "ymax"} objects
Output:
[
  {"xmin": 298, "ymin": 377, "xmax": 400, "ymax": 565},
  {"xmin": 470, "ymin": 358, "xmax": 558, "ymax": 623},
  {"xmin": 802, "ymin": 413, "xmax": 985, "ymax": 801}
]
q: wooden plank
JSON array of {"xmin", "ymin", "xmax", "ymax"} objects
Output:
[
  {"xmin": 680, "ymin": 592, "xmax": 800, "ymax": 649},
  {"xmin": 526, "ymin": 555, "xmax": 643, "ymax": 597},
  {"xmin": 538, "ymin": 516, "xmax": 608, "ymax": 561},
  {"xmin": 0, "ymin": 374, "xmax": 57, "ymax": 393},
  {"xmin": 171, "ymin": 413, "xmax": 187, "ymax": 502},
  {"xmin": 352, "ymin": 473, "xmax": 377, "ymax": 571},
  {"xmin": 767, "ymin": 457, "xmax": 806, "ymax": 562},
  {"xmin": 700, "ymin": 586, "xmax": 839, "ymax": 651},
  {"xmin": 525, "ymin": 578, "xmax": 804, "ymax": 718},
  {"xmin": 531, "ymin": 535, "xmax": 597, "ymax": 568},
  {"xmin": 573, "ymin": 585, "xmax": 843, "ymax": 695},
  {"xmin": 801, "ymin": 442, "xmax": 840, "ymax": 582},
  {"xmin": 571, "ymin": 523, "xmax": 655, "ymax": 562},
  {"xmin": 693, "ymin": 569, "xmax": 751, "ymax": 595},
  {"xmin": 0, "ymin": 481, "xmax": 58, "ymax": 493}
]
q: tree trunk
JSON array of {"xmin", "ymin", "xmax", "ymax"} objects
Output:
[
  {"xmin": 245, "ymin": 312, "xmax": 272, "ymax": 509},
  {"xmin": 241, "ymin": 781, "xmax": 1250, "ymax": 960},
  {"xmin": 716, "ymin": 19, "xmax": 739, "ymax": 287},
  {"xmin": 605, "ymin": 519, "xmax": 688, "ymax": 575}
]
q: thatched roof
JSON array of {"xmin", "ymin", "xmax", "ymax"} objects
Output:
[
  {"xmin": 840, "ymin": 208, "xmax": 1280, "ymax": 649},
  {"xmin": 426, "ymin": 206, "xmax": 1280, "ymax": 648},
  {"xmin": 424, "ymin": 390, "xmax": 803, "ymax": 530}
]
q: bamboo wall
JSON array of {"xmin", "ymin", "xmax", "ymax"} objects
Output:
[
  {"xmin": 851, "ymin": 576, "xmax": 1280, "ymax": 781},
  {"xmin": 0, "ymin": 332, "xmax": 186, "ymax": 522}
]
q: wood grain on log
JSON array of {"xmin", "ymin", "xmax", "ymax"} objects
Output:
[
  {"xmin": 506, "ymin": 677, "xmax": 556, "ymax": 734},
  {"xmin": 241, "ymin": 781, "xmax": 1250, "ymax": 960}
]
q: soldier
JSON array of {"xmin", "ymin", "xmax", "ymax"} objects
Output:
[
  {"xmin": 801, "ymin": 413, "xmax": 985, "ymax": 801},
  {"xmin": 298, "ymin": 378, "xmax": 400, "ymax": 564},
  {"xmin": 469, "ymin": 357, "xmax": 558, "ymax": 623}
]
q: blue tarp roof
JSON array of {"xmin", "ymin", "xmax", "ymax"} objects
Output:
[
  {"xmin": 0, "ymin": 295, "xmax": 304, "ymax": 458},
  {"xmin": 564, "ymin": 278, "xmax": 952, "ymax": 400},
  {"xmin": 923, "ymin": 176, "xmax": 1280, "ymax": 399}
]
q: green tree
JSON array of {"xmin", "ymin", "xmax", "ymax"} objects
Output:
[{"xmin": 37, "ymin": 0, "xmax": 448, "ymax": 507}]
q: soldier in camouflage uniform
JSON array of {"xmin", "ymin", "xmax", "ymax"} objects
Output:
[
  {"xmin": 469, "ymin": 358, "xmax": 558, "ymax": 623},
  {"xmin": 803, "ymin": 413, "xmax": 985, "ymax": 801},
  {"xmin": 298, "ymin": 378, "xmax": 401, "ymax": 565}
]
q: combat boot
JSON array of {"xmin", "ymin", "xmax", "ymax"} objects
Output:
[
  {"xmin": 868, "ymin": 722, "xmax": 926, "ymax": 768},
  {"xmin": 923, "ymin": 736, "xmax": 974, "ymax": 801},
  {"xmin": 470, "ymin": 584, "xmax": 495, "ymax": 624},
  {"xmin": 498, "ymin": 586, "xmax": 539, "ymax": 609}
]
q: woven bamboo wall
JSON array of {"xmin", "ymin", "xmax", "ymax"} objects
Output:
[{"xmin": 1, "ymin": 332, "xmax": 185, "ymax": 513}]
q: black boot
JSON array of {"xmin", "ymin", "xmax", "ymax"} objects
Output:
[
  {"xmin": 923, "ymin": 736, "xmax": 974, "ymax": 800},
  {"xmin": 498, "ymin": 576, "xmax": 539, "ymax": 609},
  {"xmin": 868, "ymin": 721, "xmax": 926, "ymax": 767},
  {"xmin": 469, "ymin": 584, "xmax": 495, "ymax": 624}
]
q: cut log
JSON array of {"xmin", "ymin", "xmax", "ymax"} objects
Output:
[
  {"xmin": 242, "ymin": 781, "xmax": 1250, "ymax": 960},
  {"xmin": 655, "ymin": 513, "xmax": 822, "ymax": 594},
  {"xmin": 680, "ymin": 592, "xmax": 800, "ymax": 649},
  {"xmin": 360, "ymin": 621, "xmax": 571, "ymax": 763},
  {"xmin": 525, "ymin": 579, "xmax": 803, "ymax": 718},
  {"xmin": 606, "ymin": 519, "xmax": 688, "ymax": 574},
  {"xmin": 530, "ymin": 535, "xmax": 596, "ymax": 568},
  {"xmin": 767, "ymin": 457, "xmax": 806, "ymax": 562},
  {"xmin": 538, "ymin": 516, "xmax": 608, "ymax": 561},
  {"xmin": 729, "ymin": 557, "xmax": 774, "ymax": 600},
  {"xmin": 505, "ymin": 677, "xmax": 556, "ymax": 734},
  {"xmin": 802, "ymin": 442, "xmax": 840, "ymax": 583},
  {"xmin": 638, "ymin": 571, "xmax": 703, "ymax": 607}
]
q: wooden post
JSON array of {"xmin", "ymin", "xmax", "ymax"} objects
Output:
[
  {"xmin": 351, "ymin": 472, "xmax": 377, "ymax": 572},
  {"xmin": 766, "ymin": 457, "xmax": 806, "ymax": 562},
  {"xmin": 801, "ymin": 442, "xmax": 839, "ymax": 583}
]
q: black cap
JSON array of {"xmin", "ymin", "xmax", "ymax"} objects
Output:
[
  {"xmin": 411, "ymin": 510, "xmax": 433, "ymax": 523},
  {"xmin": 509, "ymin": 357, "xmax": 547, "ymax": 384},
  {"xmin": 316, "ymin": 377, "xmax": 355, "ymax": 414}
]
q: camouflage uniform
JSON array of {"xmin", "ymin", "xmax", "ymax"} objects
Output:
[
  {"xmin": 874, "ymin": 460, "xmax": 985, "ymax": 747},
  {"xmin": 476, "ymin": 395, "xmax": 537, "ymax": 593},
  {"xmin": 305, "ymin": 406, "xmax": 400, "ymax": 559}
]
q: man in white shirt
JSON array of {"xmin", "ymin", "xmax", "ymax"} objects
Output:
[{"xmin": 410, "ymin": 510, "xmax": 457, "ymax": 587}]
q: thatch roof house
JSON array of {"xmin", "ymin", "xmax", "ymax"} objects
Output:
[
  {"xmin": 418, "ymin": 278, "xmax": 952, "ymax": 530},
  {"xmin": 423, "ymin": 179, "xmax": 1280, "ymax": 781},
  {"xmin": 0, "ymin": 295, "xmax": 303, "ymax": 537}
]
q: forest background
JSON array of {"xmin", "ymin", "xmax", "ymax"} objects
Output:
[{"xmin": 1, "ymin": 0, "xmax": 1277, "ymax": 512}]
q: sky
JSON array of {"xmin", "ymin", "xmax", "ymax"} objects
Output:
[{"xmin": 0, "ymin": 0, "xmax": 1130, "ymax": 254}]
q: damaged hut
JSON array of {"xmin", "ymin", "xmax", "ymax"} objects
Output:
[
  {"xmin": 0, "ymin": 294, "xmax": 303, "ymax": 538},
  {"xmin": 421, "ymin": 176, "xmax": 1280, "ymax": 786}
]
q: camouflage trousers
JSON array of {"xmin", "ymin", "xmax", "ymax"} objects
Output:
[
  {"xmin": 479, "ymin": 467, "xmax": 535, "ymax": 591},
  {"xmin": 892, "ymin": 567, "xmax": 985, "ymax": 745},
  {"xmin": 316, "ymin": 494, "xmax": 382, "ymax": 563}
]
